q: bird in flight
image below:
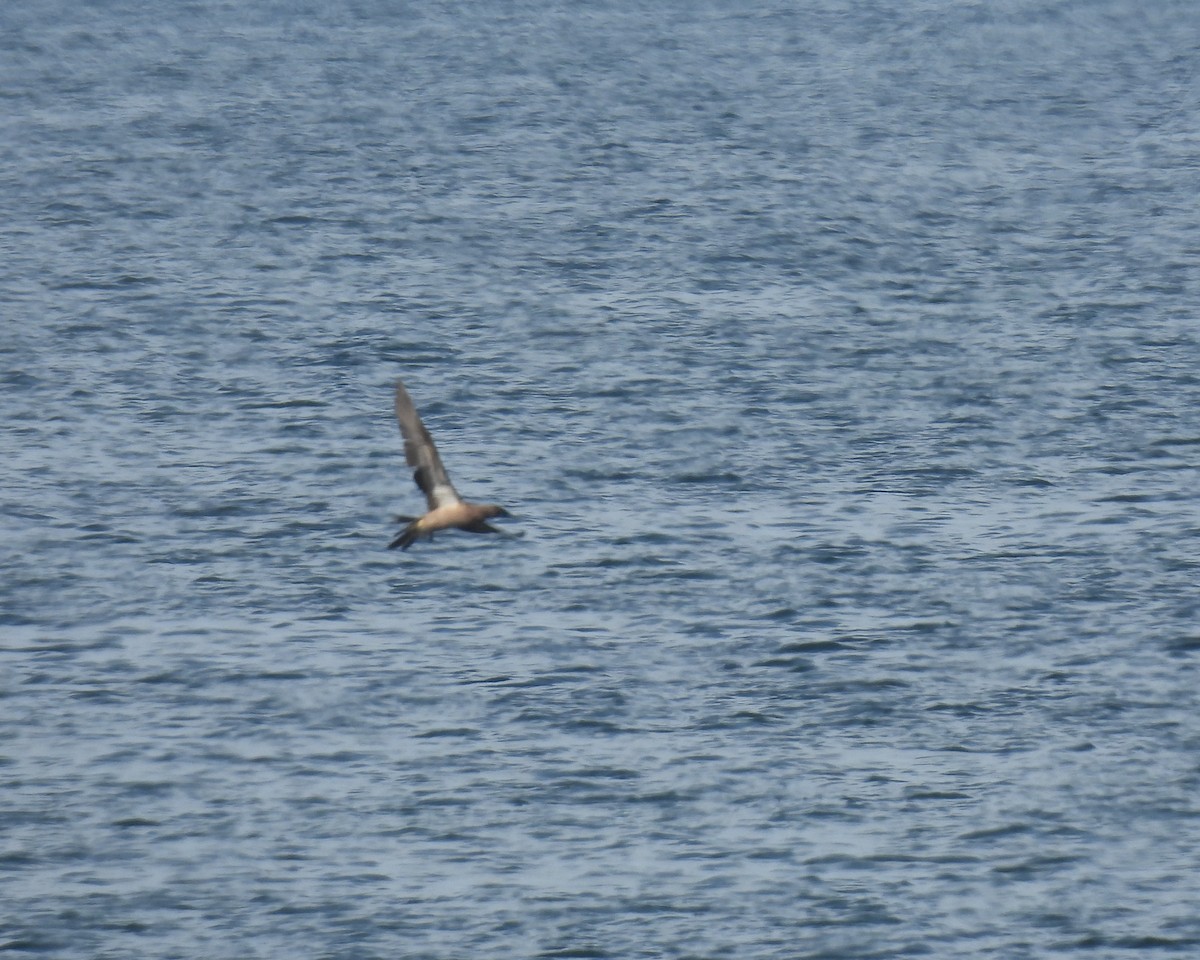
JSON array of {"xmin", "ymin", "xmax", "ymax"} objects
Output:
[{"xmin": 389, "ymin": 379, "xmax": 512, "ymax": 550}]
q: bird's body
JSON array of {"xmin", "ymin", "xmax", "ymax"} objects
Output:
[{"xmin": 389, "ymin": 379, "xmax": 510, "ymax": 550}]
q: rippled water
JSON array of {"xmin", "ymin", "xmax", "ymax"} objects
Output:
[{"xmin": 3, "ymin": 1, "xmax": 1199, "ymax": 957}]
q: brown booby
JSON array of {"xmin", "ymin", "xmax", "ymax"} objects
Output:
[{"xmin": 389, "ymin": 379, "xmax": 511, "ymax": 550}]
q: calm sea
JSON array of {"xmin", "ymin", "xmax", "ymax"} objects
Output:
[{"xmin": 3, "ymin": 1, "xmax": 1199, "ymax": 957}]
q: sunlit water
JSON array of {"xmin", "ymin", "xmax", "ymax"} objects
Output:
[{"xmin": 3, "ymin": 2, "xmax": 1199, "ymax": 957}]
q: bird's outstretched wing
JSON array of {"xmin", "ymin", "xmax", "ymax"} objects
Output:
[{"xmin": 394, "ymin": 379, "xmax": 462, "ymax": 509}]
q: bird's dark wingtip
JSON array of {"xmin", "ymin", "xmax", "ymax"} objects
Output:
[{"xmin": 389, "ymin": 523, "xmax": 419, "ymax": 550}]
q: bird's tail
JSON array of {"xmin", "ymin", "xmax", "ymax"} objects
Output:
[{"xmin": 388, "ymin": 519, "xmax": 421, "ymax": 551}]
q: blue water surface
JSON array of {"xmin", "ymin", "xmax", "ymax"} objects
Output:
[{"xmin": 3, "ymin": 1, "xmax": 1199, "ymax": 958}]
